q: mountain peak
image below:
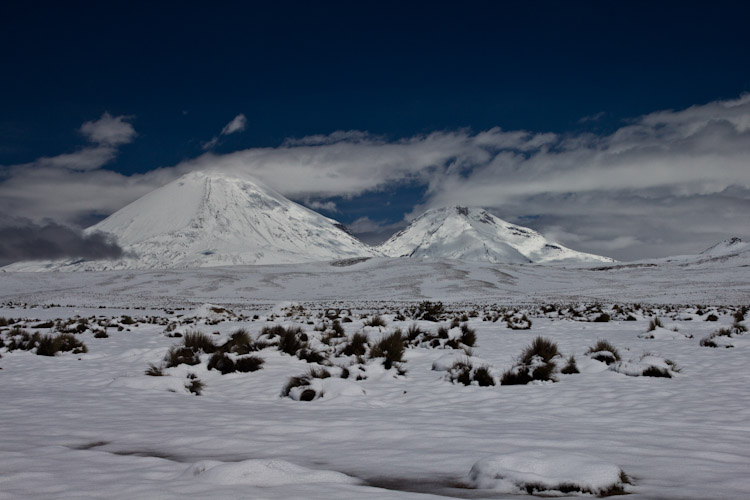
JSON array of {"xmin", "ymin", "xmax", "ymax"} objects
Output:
[
  {"xmin": 700, "ymin": 237, "xmax": 747, "ymax": 256},
  {"xmin": 379, "ymin": 206, "xmax": 613, "ymax": 264},
  {"xmin": 8, "ymin": 170, "xmax": 378, "ymax": 271}
]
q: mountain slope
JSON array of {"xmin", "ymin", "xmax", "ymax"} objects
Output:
[
  {"xmin": 7, "ymin": 171, "xmax": 379, "ymax": 271},
  {"xmin": 378, "ymin": 206, "xmax": 614, "ymax": 264}
]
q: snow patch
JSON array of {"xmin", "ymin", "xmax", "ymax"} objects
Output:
[
  {"xmin": 467, "ymin": 451, "xmax": 628, "ymax": 495},
  {"xmin": 184, "ymin": 458, "xmax": 361, "ymax": 487}
]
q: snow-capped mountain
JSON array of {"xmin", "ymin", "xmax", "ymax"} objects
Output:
[
  {"xmin": 378, "ymin": 206, "xmax": 614, "ymax": 264},
  {"xmin": 7, "ymin": 170, "xmax": 379, "ymax": 271},
  {"xmin": 699, "ymin": 237, "xmax": 749, "ymax": 257}
]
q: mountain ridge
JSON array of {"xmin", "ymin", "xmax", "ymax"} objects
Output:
[{"xmin": 378, "ymin": 206, "xmax": 614, "ymax": 264}]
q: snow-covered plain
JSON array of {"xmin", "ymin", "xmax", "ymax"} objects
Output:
[{"xmin": 1, "ymin": 257, "xmax": 749, "ymax": 499}]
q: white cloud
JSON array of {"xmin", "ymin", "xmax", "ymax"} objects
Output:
[
  {"xmin": 2, "ymin": 96, "xmax": 750, "ymax": 259},
  {"xmin": 305, "ymin": 200, "xmax": 338, "ymax": 213},
  {"xmin": 221, "ymin": 114, "xmax": 247, "ymax": 135},
  {"xmin": 79, "ymin": 112, "xmax": 137, "ymax": 146},
  {"xmin": 203, "ymin": 114, "xmax": 248, "ymax": 150}
]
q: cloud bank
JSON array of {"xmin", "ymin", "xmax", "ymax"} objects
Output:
[
  {"xmin": 0, "ymin": 218, "xmax": 124, "ymax": 267},
  {"xmin": 2, "ymin": 96, "xmax": 749, "ymax": 260}
]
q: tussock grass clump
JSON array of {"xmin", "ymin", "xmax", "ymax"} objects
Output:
[
  {"xmin": 700, "ymin": 326, "xmax": 742, "ymax": 348},
  {"xmin": 342, "ymin": 332, "xmax": 369, "ymax": 357},
  {"xmin": 560, "ymin": 355, "xmax": 579, "ymax": 374},
  {"xmin": 705, "ymin": 313, "xmax": 719, "ymax": 322},
  {"xmin": 297, "ymin": 347, "xmax": 327, "ymax": 364},
  {"xmin": 120, "ymin": 315, "xmax": 137, "ymax": 325},
  {"xmin": 364, "ymin": 315, "xmax": 387, "ymax": 328},
  {"xmin": 370, "ymin": 330, "xmax": 406, "ymax": 369},
  {"xmin": 183, "ymin": 331, "xmax": 218, "ymax": 353},
  {"xmin": 405, "ymin": 324, "xmax": 423, "ymax": 343},
  {"xmin": 585, "ymin": 339, "xmax": 621, "ymax": 365},
  {"xmin": 449, "ymin": 358, "xmax": 495, "ymax": 387},
  {"xmin": 207, "ymin": 352, "xmax": 236, "ymax": 374},
  {"xmin": 221, "ymin": 329, "xmax": 253, "ymax": 354},
  {"xmin": 519, "ymin": 337, "xmax": 559, "ymax": 366},
  {"xmin": 275, "ymin": 326, "xmax": 306, "ymax": 355},
  {"xmin": 4, "ymin": 329, "xmax": 88, "ymax": 356},
  {"xmin": 186, "ymin": 373, "xmax": 204, "ymax": 395},
  {"xmin": 281, "ymin": 368, "xmax": 331, "ymax": 401},
  {"xmin": 501, "ymin": 337, "xmax": 560, "ymax": 385},
  {"xmin": 460, "ymin": 324, "xmax": 477, "ymax": 347},
  {"xmin": 592, "ymin": 313, "xmax": 611, "ymax": 322},
  {"xmin": 145, "ymin": 363, "xmax": 164, "ymax": 376},
  {"xmin": 410, "ymin": 301, "xmax": 445, "ymax": 322},
  {"xmin": 647, "ymin": 316, "xmax": 663, "ymax": 331},
  {"xmin": 642, "ymin": 366, "xmax": 671, "ymax": 378},
  {"xmin": 235, "ymin": 355, "xmax": 264, "ymax": 373},
  {"xmin": 165, "ymin": 346, "xmax": 201, "ymax": 367},
  {"xmin": 329, "ymin": 320, "xmax": 346, "ymax": 337},
  {"xmin": 36, "ymin": 333, "xmax": 88, "ymax": 356},
  {"xmin": 4, "ymin": 328, "xmax": 38, "ymax": 351},
  {"xmin": 506, "ymin": 314, "xmax": 532, "ymax": 330},
  {"xmin": 473, "ymin": 366, "xmax": 494, "ymax": 386}
]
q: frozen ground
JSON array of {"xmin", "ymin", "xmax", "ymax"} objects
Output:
[{"xmin": 1, "ymin": 258, "xmax": 749, "ymax": 499}]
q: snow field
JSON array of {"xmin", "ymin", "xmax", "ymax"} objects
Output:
[{"xmin": 1, "ymin": 302, "xmax": 749, "ymax": 499}]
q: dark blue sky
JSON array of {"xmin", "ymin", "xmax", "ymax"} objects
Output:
[{"xmin": 2, "ymin": 1, "xmax": 750, "ymax": 259}]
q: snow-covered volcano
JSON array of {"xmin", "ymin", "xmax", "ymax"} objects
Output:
[
  {"xmin": 8, "ymin": 171, "xmax": 378, "ymax": 270},
  {"xmin": 378, "ymin": 206, "xmax": 613, "ymax": 264}
]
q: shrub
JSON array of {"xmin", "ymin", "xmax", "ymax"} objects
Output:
[
  {"xmin": 94, "ymin": 330, "xmax": 109, "ymax": 338},
  {"xmin": 500, "ymin": 367, "xmax": 533, "ymax": 385},
  {"xmin": 221, "ymin": 329, "xmax": 253, "ymax": 354},
  {"xmin": 235, "ymin": 355, "xmax": 264, "ymax": 373},
  {"xmin": 165, "ymin": 346, "xmax": 201, "ymax": 367},
  {"xmin": 36, "ymin": 333, "xmax": 88, "ymax": 356},
  {"xmin": 560, "ymin": 355, "xmax": 579, "ymax": 374},
  {"xmin": 593, "ymin": 313, "xmax": 611, "ymax": 322},
  {"xmin": 705, "ymin": 313, "xmax": 719, "ymax": 322},
  {"xmin": 370, "ymin": 330, "xmax": 406, "ymax": 369},
  {"xmin": 145, "ymin": 363, "xmax": 164, "ymax": 376},
  {"xmin": 5, "ymin": 328, "xmax": 38, "ymax": 351},
  {"xmin": 506, "ymin": 314, "xmax": 532, "ymax": 330},
  {"xmin": 520, "ymin": 337, "xmax": 559, "ymax": 366},
  {"xmin": 186, "ymin": 373, "xmax": 204, "ymax": 395},
  {"xmin": 298, "ymin": 347, "xmax": 327, "ymax": 364},
  {"xmin": 405, "ymin": 324, "xmax": 423, "ymax": 343},
  {"xmin": 501, "ymin": 337, "xmax": 560, "ymax": 385},
  {"xmin": 207, "ymin": 352, "xmax": 236, "ymax": 374},
  {"xmin": 412, "ymin": 301, "xmax": 444, "ymax": 322},
  {"xmin": 585, "ymin": 339, "xmax": 620, "ymax": 365},
  {"xmin": 449, "ymin": 359, "xmax": 473, "ymax": 386},
  {"xmin": 365, "ymin": 315, "xmax": 387, "ymax": 328},
  {"xmin": 281, "ymin": 373, "xmax": 324, "ymax": 401},
  {"xmin": 183, "ymin": 331, "xmax": 218, "ymax": 353},
  {"xmin": 120, "ymin": 315, "xmax": 136, "ymax": 325},
  {"xmin": 642, "ymin": 366, "xmax": 671, "ymax": 378},
  {"xmin": 277, "ymin": 326, "xmax": 306, "ymax": 355},
  {"xmin": 647, "ymin": 317, "xmax": 663, "ymax": 331},
  {"xmin": 473, "ymin": 366, "xmax": 495, "ymax": 386},
  {"xmin": 330, "ymin": 320, "xmax": 346, "ymax": 337},
  {"xmin": 342, "ymin": 332, "xmax": 369, "ymax": 357},
  {"xmin": 460, "ymin": 324, "xmax": 477, "ymax": 347},
  {"xmin": 33, "ymin": 321, "xmax": 55, "ymax": 329}
]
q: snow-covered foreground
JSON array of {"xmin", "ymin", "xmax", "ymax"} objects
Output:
[{"xmin": 1, "ymin": 260, "xmax": 749, "ymax": 499}]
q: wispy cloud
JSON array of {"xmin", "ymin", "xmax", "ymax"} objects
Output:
[{"xmin": 203, "ymin": 113, "xmax": 247, "ymax": 150}]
